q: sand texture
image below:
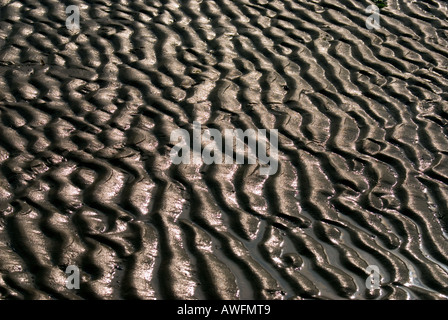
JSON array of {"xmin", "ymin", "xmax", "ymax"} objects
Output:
[{"xmin": 0, "ymin": 0, "xmax": 448, "ymax": 299}]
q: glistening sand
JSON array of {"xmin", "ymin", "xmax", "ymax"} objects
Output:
[{"xmin": 0, "ymin": 0, "xmax": 447, "ymax": 300}]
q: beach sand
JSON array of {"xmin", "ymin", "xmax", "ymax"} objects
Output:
[{"xmin": 0, "ymin": 0, "xmax": 447, "ymax": 299}]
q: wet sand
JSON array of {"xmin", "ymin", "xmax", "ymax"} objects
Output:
[{"xmin": 0, "ymin": 0, "xmax": 448, "ymax": 299}]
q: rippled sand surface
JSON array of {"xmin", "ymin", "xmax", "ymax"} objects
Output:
[{"xmin": 0, "ymin": 0, "xmax": 448, "ymax": 300}]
